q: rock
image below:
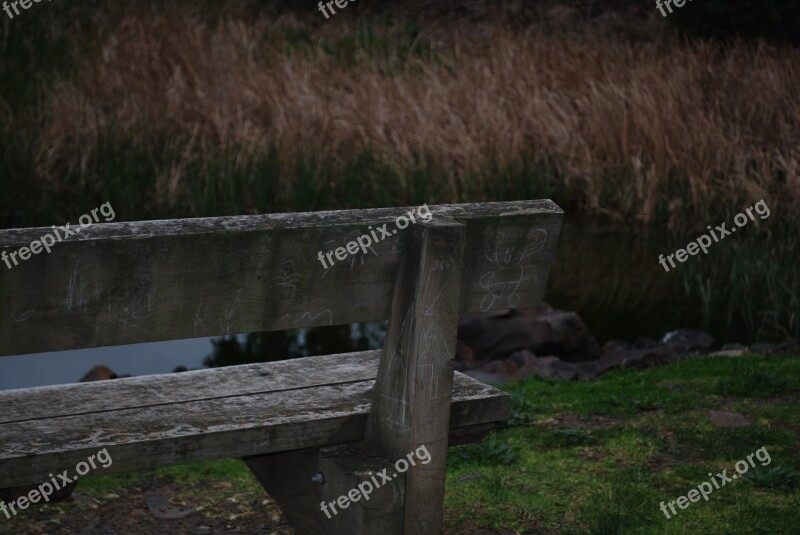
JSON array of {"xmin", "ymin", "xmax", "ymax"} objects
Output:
[
  {"xmin": 602, "ymin": 337, "xmax": 663, "ymax": 354},
  {"xmin": 508, "ymin": 348, "xmax": 538, "ymax": 367},
  {"xmin": 480, "ymin": 358, "xmax": 522, "ymax": 376},
  {"xmin": 750, "ymin": 340, "xmax": 800, "ymax": 356},
  {"xmin": 617, "ymin": 347, "xmax": 674, "ymax": 370},
  {"xmin": 70, "ymin": 492, "xmax": 101, "ymax": 507},
  {"xmin": 630, "ymin": 337, "xmax": 663, "ymax": 350},
  {"xmin": 661, "ymin": 329, "xmax": 715, "ymax": 351},
  {"xmin": 709, "ymin": 410, "xmax": 751, "ymax": 428},
  {"xmin": 602, "ymin": 339, "xmax": 631, "ymax": 355},
  {"xmin": 462, "ymin": 370, "xmax": 509, "ymax": 385},
  {"xmin": 519, "ymin": 305, "xmax": 604, "ymax": 361},
  {"xmin": 455, "ymin": 340, "xmax": 477, "ymax": 370},
  {"xmin": 457, "ymin": 304, "xmax": 602, "ymax": 364},
  {"xmin": 709, "ymin": 349, "xmax": 747, "ymax": 357},
  {"xmin": 524, "ymin": 356, "xmax": 580, "ymax": 381},
  {"xmin": 722, "ymin": 343, "xmax": 747, "ymax": 350},
  {"xmin": 573, "ymin": 359, "xmax": 606, "ymax": 378},
  {"xmin": 457, "ymin": 314, "xmax": 536, "ymax": 363},
  {"xmin": 463, "ymin": 349, "xmax": 535, "ymax": 383},
  {"xmin": 146, "ymin": 495, "xmax": 195, "ymax": 519},
  {"xmin": 465, "ymin": 350, "xmax": 582, "ymax": 383},
  {"xmin": 574, "ymin": 344, "xmax": 675, "ymax": 378},
  {"xmin": 454, "ymin": 306, "xmax": 735, "ymax": 384},
  {"xmin": 471, "ymin": 356, "xmax": 526, "ymax": 380},
  {"xmin": 79, "ymin": 365, "xmax": 117, "ymax": 382}
]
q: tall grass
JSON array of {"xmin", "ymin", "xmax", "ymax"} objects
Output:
[
  {"xmin": 683, "ymin": 222, "xmax": 800, "ymax": 342},
  {"xmin": 1, "ymin": 0, "xmax": 797, "ymax": 343},
  {"xmin": 1, "ymin": 2, "xmax": 798, "ymax": 230}
]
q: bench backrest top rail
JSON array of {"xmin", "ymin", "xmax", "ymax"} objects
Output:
[{"xmin": 0, "ymin": 200, "xmax": 562, "ymax": 356}]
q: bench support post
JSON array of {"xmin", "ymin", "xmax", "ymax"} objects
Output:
[
  {"xmin": 365, "ymin": 219, "xmax": 466, "ymax": 534},
  {"xmin": 244, "ymin": 445, "xmax": 406, "ymax": 535},
  {"xmin": 245, "ymin": 220, "xmax": 466, "ymax": 535}
]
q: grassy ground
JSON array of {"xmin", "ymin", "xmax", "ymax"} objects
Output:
[
  {"xmin": 445, "ymin": 355, "xmax": 800, "ymax": 534},
  {"xmin": 4, "ymin": 354, "xmax": 798, "ymax": 534}
]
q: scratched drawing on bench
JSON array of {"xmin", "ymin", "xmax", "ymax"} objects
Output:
[{"xmin": 479, "ymin": 227, "xmax": 547, "ymax": 311}]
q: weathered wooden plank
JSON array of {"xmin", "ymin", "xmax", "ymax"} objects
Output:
[
  {"xmin": 0, "ymin": 350, "xmax": 381, "ymax": 424},
  {"xmin": 0, "ymin": 200, "xmax": 562, "ymax": 356},
  {"xmin": 317, "ymin": 444, "xmax": 406, "ymax": 535},
  {"xmin": 244, "ymin": 448, "xmax": 327, "ymax": 535},
  {"xmin": 244, "ymin": 444, "xmax": 406, "ymax": 535},
  {"xmin": 366, "ymin": 220, "xmax": 464, "ymax": 535},
  {"xmin": 0, "ymin": 370, "xmax": 509, "ymax": 488}
]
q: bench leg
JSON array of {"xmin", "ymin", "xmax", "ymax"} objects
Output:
[
  {"xmin": 244, "ymin": 445, "xmax": 405, "ymax": 535},
  {"xmin": 365, "ymin": 220, "xmax": 466, "ymax": 534},
  {"xmin": 247, "ymin": 220, "xmax": 465, "ymax": 535},
  {"xmin": 243, "ymin": 449, "xmax": 321, "ymax": 534}
]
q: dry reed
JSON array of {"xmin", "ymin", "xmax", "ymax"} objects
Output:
[{"xmin": 36, "ymin": 5, "xmax": 800, "ymax": 225}]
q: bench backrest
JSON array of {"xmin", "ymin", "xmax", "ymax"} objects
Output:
[{"xmin": 0, "ymin": 200, "xmax": 562, "ymax": 357}]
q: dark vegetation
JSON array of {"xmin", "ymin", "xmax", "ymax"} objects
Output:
[{"xmin": 1, "ymin": 2, "xmax": 797, "ymax": 342}]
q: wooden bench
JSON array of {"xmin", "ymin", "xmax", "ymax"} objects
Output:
[{"xmin": 0, "ymin": 200, "xmax": 563, "ymax": 534}]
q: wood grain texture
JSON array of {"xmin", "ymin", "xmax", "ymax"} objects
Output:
[
  {"xmin": 0, "ymin": 200, "xmax": 558, "ymax": 535},
  {"xmin": 318, "ymin": 444, "xmax": 405, "ymax": 535},
  {"xmin": 245, "ymin": 444, "xmax": 406, "ymax": 535},
  {"xmin": 0, "ymin": 352, "xmax": 510, "ymax": 488},
  {"xmin": 0, "ymin": 200, "xmax": 563, "ymax": 356},
  {"xmin": 366, "ymin": 220, "xmax": 465, "ymax": 535},
  {"xmin": 244, "ymin": 448, "xmax": 328, "ymax": 535},
  {"xmin": 0, "ymin": 350, "xmax": 381, "ymax": 424}
]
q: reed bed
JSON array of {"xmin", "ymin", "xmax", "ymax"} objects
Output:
[
  {"xmin": 12, "ymin": 3, "xmax": 796, "ymax": 229},
  {"xmin": 1, "ymin": 1, "xmax": 798, "ymax": 341}
]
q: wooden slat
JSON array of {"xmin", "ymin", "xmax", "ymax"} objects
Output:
[
  {"xmin": 0, "ymin": 200, "xmax": 563, "ymax": 356},
  {"xmin": 0, "ymin": 350, "xmax": 381, "ymax": 424},
  {"xmin": 0, "ymin": 354, "xmax": 510, "ymax": 488},
  {"xmin": 366, "ymin": 220, "xmax": 464, "ymax": 535}
]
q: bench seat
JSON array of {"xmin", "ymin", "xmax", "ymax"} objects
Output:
[{"xmin": 0, "ymin": 350, "xmax": 509, "ymax": 488}]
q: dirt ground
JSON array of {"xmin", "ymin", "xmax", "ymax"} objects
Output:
[
  {"xmin": 4, "ymin": 480, "xmax": 291, "ymax": 535},
  {"xmin": 4, "ymin": 478, "xmax": 515, "ymax": 535}
]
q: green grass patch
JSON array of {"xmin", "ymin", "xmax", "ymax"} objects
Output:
[
  {"xmin": 444, "ymin": 354, "xmax": 800, "ymax": 533},
  {"xmin": 1, "ymin": 355, "xmax": 797, "ymax": 534},
  {"xmin": 711, "ymin": 358, "xmax": 800, "ymax": 397}
]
